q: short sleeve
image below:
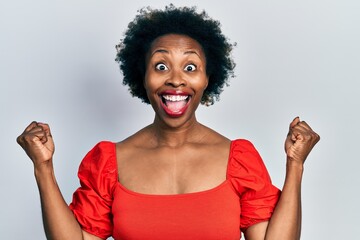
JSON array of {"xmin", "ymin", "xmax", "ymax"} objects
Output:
[
  {"xmin": 227, "ymin": 139, "xmax": 281, "ymax": 231},
  {"xmin": 69, "ymin": 141, "xmax": 117, "ymax": 239}
]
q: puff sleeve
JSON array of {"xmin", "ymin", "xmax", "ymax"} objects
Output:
[
  {"xmin": 227, "ymin": 139, "xmax": 281, "ymax": 231},
  {"xmin": 69, "ymin": 141, "xmax": 117, "ymax": 239}
]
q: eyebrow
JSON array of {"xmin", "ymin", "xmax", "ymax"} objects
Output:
[{"xmin": 150, "ymin": 49, "xmax": 201, "ymax": 58}]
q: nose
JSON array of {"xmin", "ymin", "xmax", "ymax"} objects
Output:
[{"xmin": 165, "ymin": 68, "xmax": 186, "ymax": 87}]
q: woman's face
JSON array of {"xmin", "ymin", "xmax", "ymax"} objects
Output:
[{"xmin": 144, "ymin": 34, "xmax": 208, "ymax": 127}]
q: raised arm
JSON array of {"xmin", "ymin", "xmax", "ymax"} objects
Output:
[
  {"xmin": 244, "ymin": 117, "xmax": 320, "ymax": 240},
  {"xmin": 17, "ymin": 122, "xmax": 101, "ymax": 240}
]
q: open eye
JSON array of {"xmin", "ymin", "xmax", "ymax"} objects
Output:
[
  {"xmin": 155, "ymin": 63, "xmax": 168, "ymax": 71},
  {"xmin": 184, "ymin": 64, "xmax": 196, "ymax": 72}
]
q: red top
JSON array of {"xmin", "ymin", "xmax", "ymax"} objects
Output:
[{"xmin": 69, "ymin": 139, "xmax": 280, "ymax": 239}]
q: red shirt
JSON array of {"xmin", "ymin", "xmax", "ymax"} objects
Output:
[{"xmin": 70, "ymin": 139, "xmax": 280, "ymax": 239}]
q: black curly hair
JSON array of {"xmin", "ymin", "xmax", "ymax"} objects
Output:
[{"xmin": 115, "ymin": 4, "xmax": 235, "ymax": 106}]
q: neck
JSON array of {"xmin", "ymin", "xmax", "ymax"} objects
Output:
[{"xmin": 150, "ymin": 115, "xmax": 206, "ymax": 148}]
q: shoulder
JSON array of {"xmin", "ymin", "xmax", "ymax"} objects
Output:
[
  {"xmin": 83, "ymin": 141, "xmax": 116, "ymax": 165},
  {"xmin": 114, "ymin": 126, "xmax": 157, "ymax": 165},
  {"xmin": 116, "ymin": 124, "xmax": 154, "ymax": 148},
  {"xmin": 227, "ymin": 139, "xmax": 269, "ymax": 184},
  {"xmin": 228, "ymin": 138, "xmax": 265, "ymax": 169},
  {"xmin": 230, "ymin": 139, "xmax": 259, "ymax": 153},
  {"xmin": 79, "ymin": 141, "xmax": 117, "ymax": 181},
  {"xmin": 198, "ymin": 123, "xmax": 231, "ymax": 146},
  {"xmin": 90, "ymin": 141, "xmax": 116, "ymax": 152}
]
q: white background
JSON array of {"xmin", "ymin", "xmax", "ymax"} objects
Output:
[{"xmin": 1, "ymin": 0, "xmax": 359, "ymax": 239}]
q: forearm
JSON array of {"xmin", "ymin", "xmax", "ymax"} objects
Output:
[
  {"xmin": 264, "ymin": 161, "xmax": 303, "ymax": 240},
  {"xmin": 35, "ymin": 162, "xmax": 83, "ymax": 240}
]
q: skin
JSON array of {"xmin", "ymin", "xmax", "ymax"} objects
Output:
[{"xmin": 17, "ymin": 34, "xmax": 320, "ymax": 240}]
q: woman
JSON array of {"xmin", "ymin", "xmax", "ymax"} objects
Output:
[{"xmin": 17, "ymin": 5, "xmax": 320, "ymax": 240}]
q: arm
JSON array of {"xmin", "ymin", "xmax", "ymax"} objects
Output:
[
  {"xmin": 17, "ymin": 122, "xmax": 102, "ymax": 240},
  {"xmin": 244, "ymin": 117, "xmax": 320, "ymax": 240}
]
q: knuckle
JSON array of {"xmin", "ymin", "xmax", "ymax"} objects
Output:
[
  {"xmin": 16, "ymin": 136, "xmax": 23, "ymax": 144},
  {"xmin": 304, "ymin": 134, "xmax": 312, "ymax": 141},
  {"xmin": 23, "ymin": 134, "xmax": 35, "ymax": 142}
]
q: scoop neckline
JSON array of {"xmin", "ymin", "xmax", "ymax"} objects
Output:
[
  {"xmin": 111, "ymin": 140, "xmax": 236, "ymax": 198},
  {"xmin": 115, "ymin": 178, "xmax": 232, "ymax": 198}
]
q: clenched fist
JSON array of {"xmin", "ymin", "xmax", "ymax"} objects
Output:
[
  {"xmin": 17, "ymin": 121, "xmax": 55, "ymax": 168},
  {"xmin": 285, "ymin": 117, "xmax": 320, "ymax": 165}
]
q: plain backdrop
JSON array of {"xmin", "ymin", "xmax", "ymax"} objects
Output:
[{"xmin": 1, "ymin": 0, "xmax": 359, "ymax": 239}]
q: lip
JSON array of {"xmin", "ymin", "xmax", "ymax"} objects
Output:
[
  {"xmin": 158, "ymin": 90, "xmax": 192, "ymax": 117},
  {"xmin": 159, "ymin": 89, "xmax": 191, "ymax": 96}
]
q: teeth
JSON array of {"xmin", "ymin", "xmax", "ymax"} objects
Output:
[{"xmin": 163, "ymin": 95, "xmax": 189, "ymax": 101}]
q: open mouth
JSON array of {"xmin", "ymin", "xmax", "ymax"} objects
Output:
[{"xmin": 160, "ymin": 94, "xmax": 191, "ymax": 116}]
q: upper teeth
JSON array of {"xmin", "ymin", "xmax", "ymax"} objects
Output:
[{"xmin": 163, "ymin": 95, "xmax": 189, "ymax": 101}]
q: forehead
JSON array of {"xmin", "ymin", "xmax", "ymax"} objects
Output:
[{"xmin": 148, "ymin": 34, "xmax": 205, "ymax": 57}]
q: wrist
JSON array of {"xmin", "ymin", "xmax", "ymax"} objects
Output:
[
  {"xmin": 286, "ymin": 158, "xmax": 304, "ymax": 170},
  {"xmin": 285, "ymin": 159, "xmax": 304, "ymax": 182},
  {"xmin": 34, "ymin": 160, "xmax": 54, "ymax": 180}
]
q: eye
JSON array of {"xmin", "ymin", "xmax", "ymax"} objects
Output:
[
  {"xmin": 155, "ymin": 63, "xmax": 168, "ymax": 71},
  {"xmin": 184, "ymin": 64, "xmax": 196, "ymax": 72}
]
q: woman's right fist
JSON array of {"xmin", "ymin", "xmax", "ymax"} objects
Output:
[{"xmin": 17, "ymin": 121, "xmax": 55, "ymax": 168}]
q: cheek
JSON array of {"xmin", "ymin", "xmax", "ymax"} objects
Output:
[
  {"xmin": 143, "ymin": 73, "xmax": 161, "ymax": 98},
  {"xmin": 144, "ymin": 64, "xmax": 155, "ymax": 88},
  {"xmin": 144, "ymin": 70, "xmax": 154, "ymax": 90},
  {"xmin": 196, "ymin": 76, "xmax": 209, "ymax": 92}
]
